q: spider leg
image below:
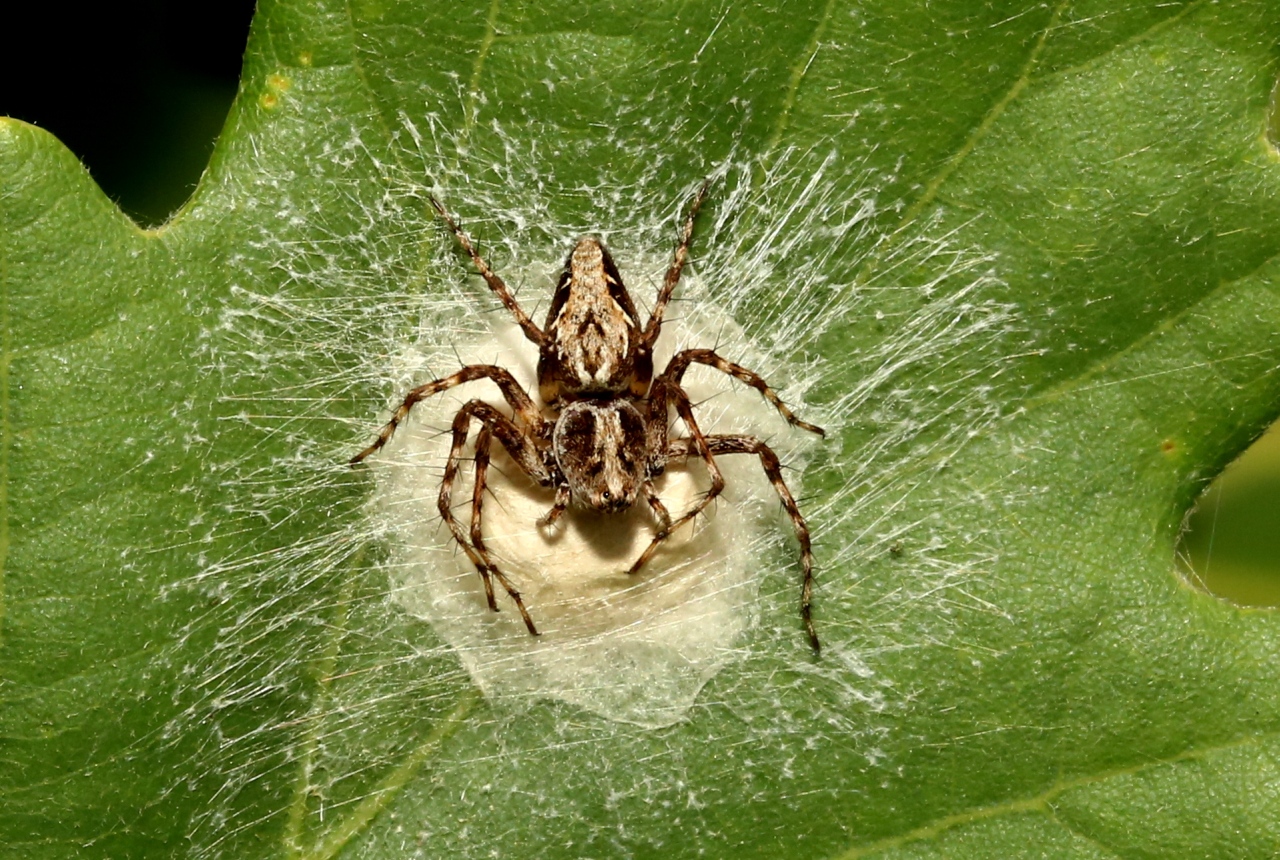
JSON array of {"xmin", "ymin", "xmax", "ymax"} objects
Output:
[
  {"xmin": 440, "ymin": 400, "xmax": 555, "ymax": 636},
  {"xmin": 640, "ymin": 179, "xmax": 710, "ymax": 347},
  {"xmin": 538, "ymin": 484, "xmax": 571, "ymax": 529},
  {"xmin": 351, "ymin": 364, "xmax": 547, "ymax": 465},
  {"xmin": 429, "ymin": 195, "xmax": 546, "ymax": 347},
  {"xmin": 659, "ymin": 349, "xmax": 825, "ymax": 436},
  {"xmin": 666, "ymin": 434, "xmax": 820, "ymax": 655},
  {"xmin": 641, "ymin": 481, "xmax": 671, "ymax": 532},
  {"xmin": 469, "ymin": 425, "xmax": 499, "ymax": 612},
  {"xmin": 629, "ymin": 385, "xmax": 724, "ymax": 576}
]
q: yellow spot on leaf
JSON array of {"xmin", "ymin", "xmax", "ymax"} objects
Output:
[{"xmin": 260, "ymin": 73, "xmax": 292, "ymax": 110}]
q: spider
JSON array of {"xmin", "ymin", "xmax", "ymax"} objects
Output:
[{"xmin": 352, "ymin": 183, "xmax": 826, "ymax": 652}]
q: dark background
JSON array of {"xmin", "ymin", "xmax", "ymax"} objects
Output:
[
  {"xmin": 1, "ymin": 2, "xmax": 256, "ymax": 226},
  {"xmin": 2, "ymin": 1, "xmax": 1276, "ymax": 602}
]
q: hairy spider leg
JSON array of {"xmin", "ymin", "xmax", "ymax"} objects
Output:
[
  {"xmin": 666, "ymin": 434, "xmax": 821, "ymax": 655},
  {"xmin": 440, "ymin": 400, "xmax": 558, "ymax": 636},
  {"xmin": 628, "ymin": 380, "xmax": 724, "ymax": 576},
  {"xmin": 641, "ymin": 482, "xmax": 672, "ymax": 533},
  {"xmin": 469, "ymin": 424, "xmax": 498, "ymax": 610},
  {"xmin": 349, "ymin": 364, "xmax": 545, "ymax": 465},
  {"xmin": 429, "ymin": 195, "xmax": 547, "ymax": 347},
  {"xmin": 537, "ymin": 484, "xmax": 571, "ymax": 529},
  {"xmin": 640, "ymin": 179, "xmax": 711, "ymax": 348},
  {"xmin": 661, "ymin": 348, "xmax": 826, "ymax": 437}
]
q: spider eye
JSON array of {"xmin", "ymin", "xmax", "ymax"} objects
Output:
[{"xmin": 602, "ymin": 491, "xmax": 612, "ymax": 500}]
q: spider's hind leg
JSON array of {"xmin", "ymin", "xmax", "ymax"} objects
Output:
[
  {"xmin": 429, "ymin": 195, "xmax": 546, "ymax": 348},
  {"xmin": 640, "ymin": 179, "xmax": 711, "ymax": 348}
]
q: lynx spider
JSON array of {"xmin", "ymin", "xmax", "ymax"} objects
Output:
[{"xmin": 352, "ymin": 183, "xmax": 826, "ymax": 652}]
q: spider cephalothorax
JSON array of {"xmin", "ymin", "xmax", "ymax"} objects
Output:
[{"xmin": 352, "ymin": 184, "xmax": 827, "ymax": 652}]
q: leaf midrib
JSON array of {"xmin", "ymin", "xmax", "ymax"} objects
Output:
[
  {"xmin": 764, "ymin": 0, "xmax": 839, "ymax": 157},
  {"xmin": 272, "ymin": 2, "xmax": 503, "ymax": 853}
]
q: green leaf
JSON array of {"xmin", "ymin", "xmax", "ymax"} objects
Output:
[{"xmin": 4, "ymin": 0, "xmax": 1280, "ymax": 857}]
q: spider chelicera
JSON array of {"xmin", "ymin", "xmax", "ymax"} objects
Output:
[{"xmin": 352, "ymin": 183, "xmax": 826, "ymax": 652}]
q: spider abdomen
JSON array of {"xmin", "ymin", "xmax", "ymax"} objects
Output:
[{"xmin": 553, "ymin": 400, "xmax": 647, "ymax": 513}]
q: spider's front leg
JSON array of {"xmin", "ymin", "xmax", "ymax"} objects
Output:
[
  {"xmin": 350, "ymin": 364, "xmax": 543, "ymax": 465},
  {"xmin": 661, "ymin": 349, "xmax": 825, "ymax": 437},
  {"xmin": 666, "ymin": 434, "xmax": 821, "ymax": 655},
  {"xmin": 468, "ymin": 425, "xmax": 499, "ymax": 612},
  {"xmin": 627, "ymin": 380, "xmax": 725, "ymax": 576},
  {"xmin": 440, "ymin": 400, "xmax": 556, "ymax": 636}
]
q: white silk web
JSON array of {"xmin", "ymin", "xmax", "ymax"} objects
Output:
[{"xmin": 176, "ymin": 92, "xmax": 1020, "ymax": 856}]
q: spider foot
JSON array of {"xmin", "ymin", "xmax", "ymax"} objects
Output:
[
  {"xmin": 627, "ymin": 531, "xmax": 669, "ymax": 576},
  {"xmin": 804, "ymin": 611, "xmax": 820, "ymax": 656},
  {"xmin": 486, "ymin": 565, "xmax": 540, "ymax": 636},
  {"xmin": 512, "ymin": 596, "xmax": 540, "ymax": 636},
  {"xmin": 475, "ymin": 566, "xmax": 500, "ymax": 613},
  {"xmin": 477, "ymin": 578, "xmax": 541, "ymax": 636},
  {"xmin": 798, "ymin": 419, "xmax": 826, "ymax": 437},
  {"xmin": 800, "ymin": 543, "xmax": 819, "ymax": 655}
]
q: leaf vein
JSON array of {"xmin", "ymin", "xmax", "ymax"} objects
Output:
[{"xmin": 833, "ymin": 729, "xmax": 1274, "ymax": 858}]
